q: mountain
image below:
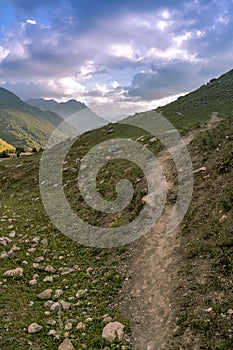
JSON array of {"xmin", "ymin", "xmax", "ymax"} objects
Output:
[
  {"xmin": 0, "ymin": 138, "xmax": 15, "ymax": 153},
  {"xmin": 156, "ymin": 68, "xmax": 233, "ymax": 130},
  {"xmin": 27, "ymin": 97, "xmax": 108, "ymax": 134},
  {"xmin": 0, "ymin": 87, "xmax": 69, "ymax": 150},
  {"xmin": 27, "ymin": 98, "xmax": 87, "ymax": 119}
]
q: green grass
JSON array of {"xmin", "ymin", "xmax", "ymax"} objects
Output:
[{"xmin": 169, "ymin": 116, "xmax": 233, "ymax": 350}]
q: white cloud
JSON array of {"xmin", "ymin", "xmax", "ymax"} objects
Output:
[{"xmin": 26, "ymin": 19, "xmax": 37, "ymax": 25}]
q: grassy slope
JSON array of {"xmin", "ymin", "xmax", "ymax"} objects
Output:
[
  {"xmin": 156, "ymin": 69, "xmax": 233, "ymax": 131},
  {"xmin": 0, "ymin": 114, "xmax": 232, "ymax": 349},
  {"xmin": 0, "ymin": 88, "xmax": 73, "ymax": 150},
  {"xmin": 169, "ymin": 116, "xmax": 233, "ymax": 350},
  {"xmin": 0, "ymin": 138, "xmax": 15, "ymax": 153}
]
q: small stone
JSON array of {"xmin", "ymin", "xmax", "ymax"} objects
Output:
[
  {"xmin": 45, "ymin": 265, "xmax": 56, "ymax": 273},
  {"xmin": 38, "ymin": 289, "xmax": 53, "ymax": 300},
  {"xmin": 102, "ymin": 321, "xmax": 124, "ymax": 343},
  {"xmin": 1, "ymin": 252, "xmax": 8, "ymax": 259},
  {"xmin": 58, "ymin": 338, "xmax": 75, "ymax": 350},
  {"xmin": 227, "ymin": 309, "xmax": 233, "ymax": 315},
  {"xmin": 32, "ymin": 263, "xmax": 44, "ymax": 270},
  {"xmin": 32, "ymin": 237, "xmax": 40, "ymax": 244},
  {"xmin": 48, "ymin": 329, "xmax": 57, "ymax": 336},
  {"xmin": 219, "ymin": 214, "xmax": 228, "ymax": 223},
  {"xmin": 35, "ymin": 256, "xmax": 45, "ymax": 263},
  {"xmin": 3, "ymin": 267, "xmax": 23, "ymax": 277},
  {"xmin": 41, "ymin": 239, "xmax": 48, "ymax": 245},
  {"xmin": 76, "ymin": 289, "xmax": 86, "ymax": 298},
  {"xmin": 28, "ymin": 248, "xmax": 36, "ymax": 253},
  {"xmin": 0, "ymin": 238, "xmax": 8, "ymax": 246},
  {"xmin": 85, "ymin": 317, "xmax": 93, "ymax": 322},
  {"xmin": 43, "ymin": 276, "xmax": 54, "ymax": 283},
  {"xmin": 10, "ymin": 245, "xmax": 20, "ymax": 252},
  {"xmin": 47, "ymin": 320, "xmax": 56, "ymax": 326},
  {"xmin": 76, "ymin": 322, "xmax": 86, "ymax": 330},
  {"xmin": 65, "ymin": 323, "xmax": 72, "ymax": 330},
  {"xmin": 33, "ymin": 274, "xmax": 39, "ymax": 279},
  {"xmin": 61, "ymin": 300, "xmax": 71, "ymax": 310},
  {"xmin": 45, "ymin": 311, "xmax": 51, "ymax": 316},
  {"xmin": 44, "ymin": 300, "xmax": 54, "ymax": 308},
  {"xmin": 7, "ymin": 225, "xmax": 14, "ymax": 229},
  {"xmin": 28, "ymin": 323, "xmax": 42, "ymax": 334},
  {"xmin": 103, "ymin": 314, "xmax": 113, "ymax": 323},
  {"xmin": 8, "ymin": 231, "xmax": 16, "ymax": 238},
  {"xmin": 61, "ymin": 268, "xmax": 74, "ymax": 275},
  {"xmin": 54, "ymin": 289, "xmax": 63, "ymax": 298},
  {"xmin": 50, "ymin": 302, "xmax": 60, "ymax": 311},
  {"xmin": 29, "ymin": 279, "xmax": 37, "ymax": 286}
]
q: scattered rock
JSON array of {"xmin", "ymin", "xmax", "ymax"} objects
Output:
[
  {"xmin": 47, "ymin": 320, "xmax": 56, "ymax": 326},
  {"xmin": 29, "ymin": 279, "xmax": 37, "ymax": 286},
  {"xmin": 61, "ymin": 300, "xmax": 71, "ymax": 310},
  {"xmin": 102, "ymin": 321, "xmax": 125, "ymax": 343},
  {"xmin": 32, "ymin": 263, "xmax": 45, "ymax": 270},
  {"xmin": 44, "ymin": 300, "xmax": 54, "ymax": 308},
  {"xmin": 227, "ymin": 309, "xmax": 233, "ymax": 315},
  {"xmin": 28, "ymin": 323, "xmax": 42, "ymax": 334},
  {"xmin": 45, "ymin": 265, "xmax": 56, "ymax": 273},
  {"xmin": 50, "ymin": 302, "xmax": 60, "ymax": 311},
  {"xmin": 28, "ymin": 248, "xmax": 36, "ymax": 253},
  {"xmin": 58, "ymin": 338, "xmax": 75, "ymax": 350},
  {"xmin": 38, "ymin": 289, "xmax": 53, "ymax": 300},
  {"xmin": 43, "ymin": 276, "xmax": 54, "ymax": 283},
  {"xmin": 35, "ymin": 256, "xmax": 45, "ymax": 263},
  {"xmin": 65, "ymin": 323, "xmax": 72, "ymax": 330},
  {"xmin": 76, "ymin": 322, "xmax": 86, "ymax": 330},
  {"xmin": 219, "ymin": 214, "xmax": 228, "ymax": 223},
  {"xmin": 8, "ymin": 231, "xmax": 16, "ymax": 238},
  {"xmin": 54, "ymin": 289, "xmax": 63, "ymax": 298},
  {"xmin": 49, "ymin": 329, "xmax": 57, "ymax": 336},
  {"xmin": 103, "ymin": 314, "xmax": 113, "ymax": 324},
  {"xmin": 3, "ymin": 267, "xmax": 23, "ymax": 277},
  {"xmin": 76, "ymin": 289, "xmax": 86, "ymax": 298}
]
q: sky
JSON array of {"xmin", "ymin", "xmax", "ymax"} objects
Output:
[{"xmin": 0, "ymin": 0, "xmax": 233, "ymax": 120}]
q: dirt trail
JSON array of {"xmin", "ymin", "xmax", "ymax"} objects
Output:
[{"xmin": 119, "ymin": 131, "xmax": 196, "ymax": 350}]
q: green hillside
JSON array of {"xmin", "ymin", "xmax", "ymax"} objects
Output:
[
  {"xmin": 0, "ymin": 138, "xmax": 15, "ymax": 153},
  {"xmin": 156, "ymin": 69, "xmax": 233, "ymax": 131},
  {"xmin": 0, "ymin": 88, "xmax": 73, "ymax": 150}
]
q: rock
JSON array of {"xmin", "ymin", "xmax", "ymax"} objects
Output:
[
  {"xmin": 65, "ymin": 323, "xmax": 72, "ymax": 330},
  {"xmin": 219, "ymin": 214, "xmax": 228, "ymax": 223},
  {"xmin": 47, "ymin": 320, "xmax": 56, "ymax": 326},
  {"xmin": 32, "ymin": 237, "xmax": 40, "ymax": 244},
  {"xmin": 50, "ymin": 302, "xmax": 60, "ymax": 311},
  {"xmin": 29, "ymin": 279, "xmax": 37, "ymax": 286},
  {"xmin": 49, "ymin": 329, "xmax": 57, "ymax": 336},
  {"xmin": 41, "ymin": 239, "xmax": 48, "ymax": 245},
  {"xmin": 193, "ymin": 166, "xmax": 207, "ymax": 174},
  {"xmin": 32, "ymin": 263, "xmax": 45, "ymax": 270},
  {"xmin": 103, "ymin": 314, "xmax": 113, "ymax": 323},
  {"xmin": 58, "ymin": 338, "xmax": 75, "ymax": 350},
  {"xmin": 0, "ymin": 238, "xmax": 7, "ymax": 246},
  {"xmin": 227, "ymin": 309, "xmax": 233, "ymax": 315},
  {"xmin": 28, "ymin": 323, "xmax": 42, "ymax": 334},
  {"xmin": 1, "ymin": 252, "xmax": 9, "ymax": 259},
  {"xmin": 102, "ymin": 321, "xmax": 124, "ymax": 343},
  {"xmin": 76, "ymin": 289, "xmax": 86, "ymax": 298},
  {"xmin": 8, "ymin": 231, "xmax": 16, "ymax": 238},
  {"xmin": 3, "ymin": 267, "xmax": 23, "ymax": 277},
  {"xmin": 45, "ymin": 265, "xmax": 56, "ymax": 273},
  {"xmin": 38, "ymin": 289, "xmax": 53, "ymax": 300},
  {"xmin": 28, "ymin": 248, "xmax": 36, "ymax": 253},
  {"xmin": 76, "ymin": 322, "xmax": 86, "ymax": 330},
  {"xmin": 35, "ymin": 256, "xmax": 45, "ymax": 263},
  {"xmin": 44, "ymin": 300, "xmax": 54, "ymax": 308},
  {"xmin": 10, "ymin": 245, "xmax": 20, "ymax": 252},
  {"xmin": 43, "ymin": 276, "xmax": 54, "ymax": 283},
  {"xmin": 54, "ymin": 289, "xmax": 63, "ymax": 298},
  {"xmin": 61, "ymin": 300, "xmax": 71, "ymax": 310}
]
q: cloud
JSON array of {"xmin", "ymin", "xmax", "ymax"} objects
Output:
[{"xmin": 1, "ymin": 0, "xmax": 233, "ymax": 116}]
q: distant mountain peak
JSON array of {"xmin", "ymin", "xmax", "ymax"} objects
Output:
[{"xmin": 27, "ymin": 98, "xmax": 87, "ymax": 118}]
